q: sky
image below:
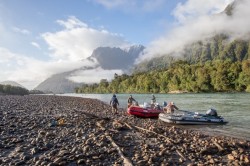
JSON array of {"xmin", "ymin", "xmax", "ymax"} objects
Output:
[{"xmin": 1, "ymin": 0, "xmax": 249, "ymax": 90}]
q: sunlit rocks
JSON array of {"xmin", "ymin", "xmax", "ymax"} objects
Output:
[{"xmin": 0, "ymin": 95, "xmax": 250, "ymax": 165}]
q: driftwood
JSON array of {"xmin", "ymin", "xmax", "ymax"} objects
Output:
[
  {"xmin": 123, "ymin": 122, "xmax": 133, "ymax": 130},
  {"xmin": 96, "ymin": 122, "xmax": 133, "ymax": 166},
  {"xmin": 212, "ymin": 140, "xmax": 224, "ymax": 151},
  {"xmin": 176, "ymin": 149, "xmax": 187, "ymax": 161},
  {"xmin": 130, "ymin": 124, "xmax": 173, "ymax": 144},
  {"xmin": 106, "ymin": 135, "xmax": 133, "ymax": 166}
]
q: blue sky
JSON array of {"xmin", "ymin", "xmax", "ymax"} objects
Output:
[{"xmin": 1, "ymin": 0, "xmax": 248, "ymax": 89}]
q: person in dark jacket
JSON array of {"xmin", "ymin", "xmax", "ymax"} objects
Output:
[
  {"xmin": 127, "ymin": 95, "xmax": 136, "ymax": 108},
  {"xmin": 151, "ymin": 94, "xmax": 156, "ymax": 104},
  {"xmin": 110, "ymin": 94, "xmax": 119, "ymax": 114}
]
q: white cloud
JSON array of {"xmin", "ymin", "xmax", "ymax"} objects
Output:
[
  {"xmin": 173, "ymin": 0, "xmax": 234, "ymax": 23},
  {"xmin": 0, "ymin": 46, "xmax": 98, "ymax": 89},
  {"xmin": 0, "ymin": 16, "xmax": 130, "ymax": 89},
  {"xmin": 56, "ymin": 16, "xmax": 88, "ymax": 30},
  {"xmin": 0, "ymin": 47, "xmax": 15, "ymax": 63},
  {"xmin": 31, "ymin": 42, "xmax": 41, "ymax": 49},
  {"xmin": 138, "ymin": 0, "xmax": 250, "ymax": 61},
  {"xmin": 68, "ymin": 67, "xmax": 123, "ymax": 83},
  {"xmin": 42, "ymin": 16, "xmax": 129, "ymax": 61},
  {"xmin": 12, "ymin": 26, "xmax": 31, "ymax": 35}
]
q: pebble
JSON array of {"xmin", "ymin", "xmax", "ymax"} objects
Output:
[{"xmin": 0, "ymin": 95, "xmax": 249, "ymax": 165}]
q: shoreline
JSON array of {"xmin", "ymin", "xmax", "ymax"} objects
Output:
[{"xmin": 0, "ymin": 95, "xmax": 249, "ymax": 165}]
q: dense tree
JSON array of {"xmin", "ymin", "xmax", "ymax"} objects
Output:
[
  {"xmin": 0, "ymin": 84, "xmax": 29, "ymax": 95},
  {"xmin": 75, "ymin": 60, "xmax": 250, "ymax": 94},
  {"xmin": 75, "ymin": 34, "xmax": 250, "ymax": 94}
]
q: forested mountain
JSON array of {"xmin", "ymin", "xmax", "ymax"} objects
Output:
[
  {"xmin": 76, "ymin": 1, "xmax": 250, "ymax": 94},
  {"xmin": 133, "ymin": 0, "xmax": 250, "ymax": 73},
  {"xmin": 0, "ymin": 81, "xmax": 26, "ymax": 89},
  {"xmin": 133, "ymin": 35, "xmax": 250, "ymax": 73},
  {"xmin": 76, "ymin": 60, "xmax": 250, "ymax": 93},
  {"xmin": 0, "ymin": 84, "xmax": 29, "ymax": 95}
]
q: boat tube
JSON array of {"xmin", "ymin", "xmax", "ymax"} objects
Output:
[
  {"xmin": 159, "ymin": 109, "xmax": 228, "ymax": 125},
  {"xmin": 127, "ymin": 102, "xmax": 163, "ymax": 118}
]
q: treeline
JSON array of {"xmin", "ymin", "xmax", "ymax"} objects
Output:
[
  {"xmin": 75, "ymin": 59, "xmax": 250, "ymax": 93},
  {"xmin": 133, "ymin": 35, "xmax": 250, "ymax": 73},
  {"xmin": 0, "ymin": 84, "xmax": 29, "ymax": 95}
]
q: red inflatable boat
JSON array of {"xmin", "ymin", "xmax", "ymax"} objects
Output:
[{"xmin": 127, "ymin": 105, "xmax": 163, "ymax": 118}]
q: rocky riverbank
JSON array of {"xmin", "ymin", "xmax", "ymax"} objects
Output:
[{"xmin": 0, "ymin": 95, "xmax": 249, "ymax": 166}]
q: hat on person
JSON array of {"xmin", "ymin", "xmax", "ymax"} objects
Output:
[{"xmin": 113, "ymin": 94, "xmax": 116, "ymax": 97}]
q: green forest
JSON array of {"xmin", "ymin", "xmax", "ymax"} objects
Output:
[
  {"xmin": 75, "ymin": 35, "xmax": 250, "ymax": 94},
  {"xmin": 75, "ymin": 59, "xmax": 250, "ymax": 93},
  {"xmin": 0, "ymin": 84, "xmax": 29, "ymax": 95}
]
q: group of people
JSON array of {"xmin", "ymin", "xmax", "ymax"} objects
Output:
[{"xmin": 110, "ymin": 94, "xmax": 179, "ymax": 114}]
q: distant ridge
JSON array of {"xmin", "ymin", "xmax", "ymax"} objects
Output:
[
  {"xmin": 35, "ymin": 71, "xmax": 83, "ymax": 94},
  {"xmin": 35, "ymin": 45, "xmax": 145, "ymax": 93},
  {"xmin": 0, "ymin": 81, "xmax": 26, "ymax": 89},
  {"xmin": 88, "ymin": 45, "xmax": 145, "ymax": 70}
]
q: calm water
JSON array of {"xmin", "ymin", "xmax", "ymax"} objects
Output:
[{"xmin": 59, "ymin": 93, "xmax": 250, "ymax": 140}]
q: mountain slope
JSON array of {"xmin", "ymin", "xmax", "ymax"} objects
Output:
[
  {"xmin": 35, "ymin": 45, "xmax": 145, "ymax": 93},
  {"xmin": 35, "ymin": 71, "xmax": 83, "ymax": 94},
  {"xmin": 0, "ymin": 81, "xmax": 26, "ymax": 89},
  {"xmin": 88, "ymin": 45, "xmax": 145, "ymax": 70},
  {"xmin": 133, "ymin": 1, "xmax": 250, "ymax": 73}
]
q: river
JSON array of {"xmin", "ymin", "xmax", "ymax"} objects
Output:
[{"xmin": 58, "ymin": 93, "xmax": 250, "ymax": 141}]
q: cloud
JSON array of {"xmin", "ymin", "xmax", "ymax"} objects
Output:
[
  {"xmin": 0, "ymin": 47, "xmax": 98, "ymax": 89},
  {"xmin": 42, "ymin": 16, "xmax": 129, "ymax": 61},
  {"xmin": 138, "ymin": 0, "xmax": 250, "ymax": 61},
  {"xmin": 12, "ymin": 26, "xmax": 31, "ymax": 35},
  {"xmin": 0, "ymin": 16, "xmax": 130, "ymax": 89},
  {"xmin": 68, "ymin": 67, "xmax": 123, "ymax": 83},
  {"xmin": 173, "ymin": 0, "xmax": 234, "ymax": 23},
  {"xmin": 31, "ymin": 42, "xmax": 41, "ymax": 49}
]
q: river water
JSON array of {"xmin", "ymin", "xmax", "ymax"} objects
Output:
[{"xmin": 59, "ymin": 93, "xmax": 250, "ymax": 141}]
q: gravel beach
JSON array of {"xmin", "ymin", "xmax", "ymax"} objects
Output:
[{"xmin": 0, "ymin": 95, "xmax": 249, "ymax": 166}]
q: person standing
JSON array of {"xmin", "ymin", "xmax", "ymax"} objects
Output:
[
  {"xmin": 151, "ymin": 94, "xmax": 156, "ymax": 105},
  {"xmin": 166, "ymin": 101, "xmax": 179, "ymax": 113},
  {"xmin": 110, "ymin": 94, "xmax": 119, "ymax": 114},
  {"xmin": 127, "ymin": 95, "xmax": 136, "ymax": 108}
]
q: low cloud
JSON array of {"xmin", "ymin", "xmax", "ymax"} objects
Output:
[
  {"xmin": 138, "ymin": 0, "xmax": 250, "ymax": 61},
  {"xmin": 68, "ymin": 67, "xmax": 123, "ymax": 83},
  {"xmin": 0, "ymin": 16, "xmax": 129, "ymax": 89},
  {"xmin": 0, "ymin": 47, "xmax": 98, "ymax": 89}
]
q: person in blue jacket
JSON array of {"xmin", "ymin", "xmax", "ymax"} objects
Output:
[{"xmin": 110, "ymin": 94, "xmax": 119, "ymax": 114}]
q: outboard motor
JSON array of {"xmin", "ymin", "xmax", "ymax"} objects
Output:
[{"xmin": 206, "ymin": 108, "xmax": 218, "ymax": 116}]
